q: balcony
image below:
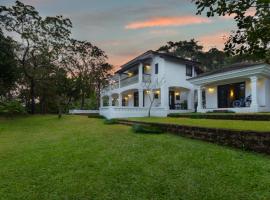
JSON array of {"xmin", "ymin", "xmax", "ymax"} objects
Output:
[
  {"xmin": 143, "ymin": 74, "xmax": 151, "ymax": 82},
  {"xmin": 120, "ymin": 75, "xmax": 139, "ymax": 88}
]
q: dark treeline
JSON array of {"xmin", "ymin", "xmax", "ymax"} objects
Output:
[
  {"xmin": 0, "ymin": 1, "xmax": 112, "ymax": 115},
  {"xmin": 157, "ymin": 39, "xmax": 253, "ymax": 71}
]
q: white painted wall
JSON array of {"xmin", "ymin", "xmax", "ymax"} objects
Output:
[
  {"xmin": 205, "ymin": 86, "xmax": 218, "ymax": 109},
  {"xmin": 164, "ymin": 60, "xmax": 195, "ymax": 89}
]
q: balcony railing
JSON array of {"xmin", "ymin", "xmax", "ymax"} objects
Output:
[
  {"xmin": 120, "ymin": 75, "xmax": 139, "ymax": 88},
  {"xmin": 143, "ymin": 74, "xmax": 151, "ymax": 82}
]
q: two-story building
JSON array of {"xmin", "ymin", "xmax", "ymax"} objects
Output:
[
  {"xmin": 100, "ymin": 51, "xmax": 270, "ymax": 118},
  {"xmin": 100, "ymin": 50, "xmax": 203, "ymax": 119}
]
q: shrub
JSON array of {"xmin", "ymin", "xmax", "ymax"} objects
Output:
[
  {"xmin": 103, "ymin": 119, "xmax": 118, "ymax": 125},
  {"xmin": 88, "ymin": 114, "xmax": 105, "ymax": 119},
  {"xmin": 132, "ymin": 124, "xmax": 164, "ymax": 134},
  {"xmin": 0, "ymin": 100, "xmax": 26, "ymax": 116}
]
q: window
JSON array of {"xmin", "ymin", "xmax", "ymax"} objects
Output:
[
  {"xmin": 154, "ymin": 93, "xmax": 159, "ymax": 99},
  {"xmin": 186, "ymin": 65, "xmax": 193, "ymax": 77},
  {"xmin": 218, "ymin": 82, "xmax": 245, "ymax": 108},
  {"xmin": 155, "ymin": 63, "xmax": 159, "ymax": 74}
]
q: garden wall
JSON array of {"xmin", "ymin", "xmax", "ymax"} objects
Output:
[
  {"xmin": 168, "ymin": 113, "xmax": 270, "ymax": 121},
  {"xmin": 118, "ymin": 120, "xmax": 270, "ymax": 155}
]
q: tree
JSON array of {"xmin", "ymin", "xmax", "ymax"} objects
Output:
[
  {"xmin": 193, "ymin": 0, "xmax": 270, "ymax": 63},
  {"xmin": 0, "ymin": 1, "xmax": 72, "ymax": 114},
  {"xmin": 0, "ymin": 29, "xmax": 19, "ymax": 97},
  {"xmin": 158, "ymin": 39, "xmax": 203, "ymax": 61},
  {"xmin": 141, "ymin": 77, "xmax": 166, "ymax": 117},
  {"xmin": 61, "ymin": 39, "xmax": 112, "ymax": 109}
]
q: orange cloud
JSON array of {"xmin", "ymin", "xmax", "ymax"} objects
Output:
[
  {"xmin": 221, "ymin": 8, "xmax": 256, "ymax": 19},
  {"xmin": 199, "ymin": 32, "xmax": 230, "ymax": 51},
  {"xmin": 125, "ymin": 16, "xmax": 211, "ymax": 29}
]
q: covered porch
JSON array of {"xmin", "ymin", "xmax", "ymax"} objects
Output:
[
  {"xmin": 189, "ymin": 63, "xmax": 270, "ymax": 113},
  {"xmin": 100, "ymin": 86, "xmax": 194, "ymax": 118}
]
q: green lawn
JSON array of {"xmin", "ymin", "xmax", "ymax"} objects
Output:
[
  {"xmin": 0, "ymin": 116, "xmax": 270, "ymax": 199},
  {"xmin": 127, "ymin": 117, "xmax": 270, "ymax": 132}
]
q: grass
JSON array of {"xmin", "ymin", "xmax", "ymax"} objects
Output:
[
  {"xmin": 0, "ymin": 115, "xmax": 270, "ymax": 199},
  {"xmin": 127, "ymin": 117, "xmax": 270, "ymax": 132}
]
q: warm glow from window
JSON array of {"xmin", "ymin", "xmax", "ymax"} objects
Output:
[
  {"xmin": 128, "ymin": 72, "xmax": 133, "ymax": 77},
  {"xmin": 145, "ymin": 65, "xmax": 151, "ymax": 69},
  {"xmin": 230, "ymin": 89, "xmax": 234, "ymax": 98},
  {"xmin": 208, "ymin": 88, "xmax": 214, "ymax": 93},
  {"xmin": 128, "ymin": 94, "xmax": 132, "ymax": 98},
  {"xmin": 146, "ymin": 90, "xmax": 150, "ymax": 94},
  {"xmin": 155, "ymin": 91, "xmax": 160, "ymax": 94},
  {"xmin": 175, "ymin": 92, "xmax": 180, "ymax": 96}
]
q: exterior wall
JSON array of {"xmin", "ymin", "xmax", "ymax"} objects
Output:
[
  {"xmin": 205, "ymin": 86, "xmax": 218, "ymax": 109},
  {"xmin": 164, "ymin": 60, "xmax": 195, "ymax": 89}
]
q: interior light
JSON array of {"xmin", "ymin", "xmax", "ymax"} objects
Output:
[
  {"xmin": 208, "ymin": 88, "xmax": 214, "ymax": 93},
  {"xmin": 230, "ymin": 89, "xmax": 234, "ymax": 98},
  {"xmin": 175, "ymin": 92, "xmax": 180, "ymax": 96},
  {"xmin": 128, "ymin": 94, "xmax": 132, "ymax": 98}
]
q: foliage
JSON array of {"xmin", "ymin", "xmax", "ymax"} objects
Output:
[
  {"xmin": 61, "ymin": 39, "xmax": 112, "ymax": 109},
  {"xmin": 0, "ymin": 1, "xmax": 112, "ymax": 114},
  {"xmin": 0, "ymin": 29, "xmax": 19, "ymax": 97},
  {"xmin": 193, "ymin": 0, "xmax": 270, "ymax": 63},
  {"xmin": 158, "ymin": 39, "xmax": 251, "ymax": 71},
  {"xmin": 103, "ymin": 118, "xmax": 119, "ymax": 124},
  {"xmin": 1, "ymin": 115, "xmax": 270, "ymax": 199},
  {"xmin": 0, "ymin": 99, "xmax": 26, "ymax": 115},
  {"xmin": 132, "ymin": 124, "xmax": 164, "ymax": 134},
  {"xmin": 88, "ymin": 114, "xmax": 105, "ymax": 119}
]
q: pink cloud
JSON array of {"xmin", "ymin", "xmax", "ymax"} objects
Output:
[
  {"xmin": 221, "ymin": 8, "xmax": 256, "ymax": 20},
  {"xmin": 199, "ymin": 32, "xmax": 230, "ymax": 51},
  {"xmin": 125, "ymin": 16, "xmax": 211, "ymax": 29}
]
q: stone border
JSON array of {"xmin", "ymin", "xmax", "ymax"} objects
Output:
[
  {"xmin": 168, "ymin": 113, "xmax": 270, "ymax": 121},
  {"xmin": 118, "ymin": 120, "xmax": 270, "ymax": 155}
]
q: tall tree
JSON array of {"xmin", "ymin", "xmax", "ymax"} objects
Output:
[
  {"xmin": 193, "ymin": 0, "xmax": 270, "ymax": 63},
  {"xmin": 0, "ymin": 29, "xmax": 19, "ymax": 97},
  {"xmin": 158, "ymin": 39, "xmax": 203, "ymax": 61},
  {"xmin": 0, "ymin": 1, "xmax": 72, "ymax": 113},
  {"xmin": 61, "ymin": 39, "xmax": 112, "ymax": 109}
]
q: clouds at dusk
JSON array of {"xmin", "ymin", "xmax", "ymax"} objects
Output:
[
  {"xmin": 1, "ymin": 0, "xmax": 237, "ymax": 67},
  {"xmin": 125, "ymin": 16, "xmax": 211, "ymax": 29}
]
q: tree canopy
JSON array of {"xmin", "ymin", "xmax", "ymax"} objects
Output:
[
  {"xmin": 193, "ymin": 0, "xmax": 270, "ymax": 63},
  {"xmin": 0, "ymin": 1, "xmax": 112, "ymax": 114}
]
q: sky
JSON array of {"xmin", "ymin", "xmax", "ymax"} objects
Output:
[{"xmin": 1, "ymin": 0, "xmax": 237, "ymax": 68}]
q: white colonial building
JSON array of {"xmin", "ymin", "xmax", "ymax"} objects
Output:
[
  {"xmin": 100, "ymin": 50, "xmax": 203, "ymax": 118},
  {"xmin": 100, "ymin": 50, "xmax": 270, "ymax": 118}
]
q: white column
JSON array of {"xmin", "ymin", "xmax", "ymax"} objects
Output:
[
  {"xmin": 161, "ymin": 85, "xmax": 169, "ymax": 109},
  {"xmin": 118, "ymin": 75, "xmax": 121, "ymax": 88},
  {"xmin": 100, "ymin": 95, "xmax": 103, "ymax": 108},
  {"xmin": 139, "ymin": 89, "xmax": 144, "ymax": 107},
  {"xmin": 109, "ymin": 95, "xmax": 112, "ymax": 106},
  {"xmin": 250, "ymin": 76, "xmax": 259, "ymax": 111},
  {"xmin": 187, "ymin": 90, "xmax": 194, "ymax": 110},
  {"xmin": 197, "ymin": 86, "xmax": 202, "ymax": 112},
  {"xmin": 138, "ymin": 63, "xmax": 143, "ymax": 83},
  {"xmin": 119, "ymin": 93, "xmax": 122, "ymax": 107}
]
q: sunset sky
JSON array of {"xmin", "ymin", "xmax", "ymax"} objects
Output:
[{"xmin": 1, "ymin": 0, "xmax": 238, "ymax": 68}]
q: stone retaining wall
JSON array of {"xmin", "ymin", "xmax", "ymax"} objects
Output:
[
  {"xmin": 167, "ymin": 114, "xmax": 270, "ymax": 121},
  {"xmin": 118, "ymin": 120, "xmax": 270, "ymax": 154}
]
